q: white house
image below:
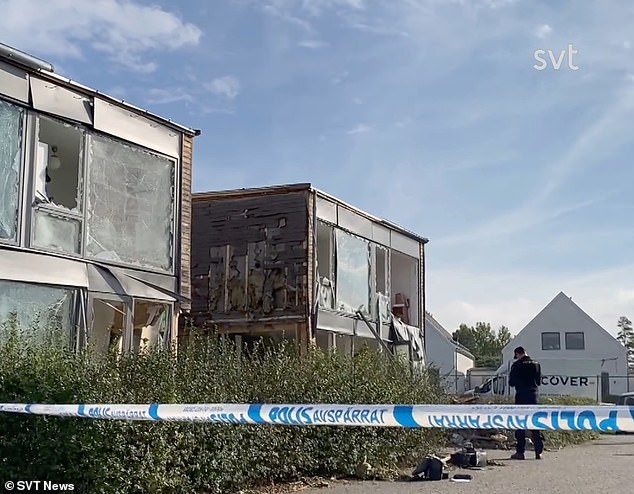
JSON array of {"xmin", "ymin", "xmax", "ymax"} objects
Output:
[
  {"xmin": 502, "ymin": 292, "xmax": 629, "ymax": 397},
  {"xmin": 425, "ymin": 312, "xmax": 475, "ymax": 394}
]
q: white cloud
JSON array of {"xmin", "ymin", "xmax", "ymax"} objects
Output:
[
  {"xmin": 435, "ymin": 84, "xmax": 634, "ymax": 247},
  {"xmin": 205, "ymin": 76, "xmax": 241, "ymax": 100},
  {"xmin": 331, "ymin": 70, "xmax": 350, "ymax": 85},
  {"xmin": 147, "ymin": 88, "xmax": 193, "ymax": 105},
  {"xmin": 534, "ymin": 23, "xmax": 553, "ymax": 39},
  {"xmin": 346, "ymin": 123, "xmax": 371, "ymax": 134},
  {"xmin": 0, "ymin": 0, "xmax": 201, "ymax": 73},
  {"xmin": 298, "ymin": 39, "xmax": 329, "ymax": 49},
  {"xmin": 298, "ymin": 0, "xmax": 365, "ymax": 16},
  {"xmin": 351, "ymin": 22, "xmax": 409, "ymax": 37},
  {"xmin": 428, "ymin": 262, "xmax": 634, "ymax": 337}
]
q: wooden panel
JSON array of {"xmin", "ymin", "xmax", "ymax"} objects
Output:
[
  {"xmin": 179, "ymin": 134, "xmax": 193, "ymax": 310},
  {"xmin": 306, "ymin": 191, "xmax": 315, "ymax": 337},
  {"xmin": 192, "ymin": 190, "xmax": 310, "ymax": 326}
]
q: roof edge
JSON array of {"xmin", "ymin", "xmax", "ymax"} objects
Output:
[
  {"xmin": 193, "ymin": 183, "xmax": 312, "ymax": 201},
  {"xmin": 0, "ymin": 42, "xmax": 199, "ymax": 137},
  {"xmin": 312, "ymin": 187, "xmax": 429, "ymax": 245}
]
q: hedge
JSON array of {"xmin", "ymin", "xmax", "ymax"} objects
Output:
[
  {"xmin": 0, "ymin": 328, "xmax": 446, "ymax": 493},
  {"xmin": 0, "ymin": 324, "xmax": 604, "ymax": 493}
]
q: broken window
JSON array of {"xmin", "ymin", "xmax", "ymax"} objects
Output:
[
  {"xmin": 85, "ymin": 135, "xmax": 175, "ymax": 272},
  {"xmin": 316, "ymin": 221, "xmax": 335, "ymax": 309},
  {"xmin": 32, "ymin": 117, "xmax": 84, "ymax": 254},
  {"xmin": 375, "ymin": 245, "xmax": 388, "ymax": 295},
  {"xmin": 0, "ymin": 99, "xmax": 24, "ymax": 242},
  {"xmin": 335, "ymin": 229, "xmax": 370, "ymax": 314},
  {"xmin": 316, "ymin": 221, "xmax": 334, "ymax": 280},
  {"xmin": 132, "ymin": 301, "xmax": 170, "ymax": 352},
  {"xmin": 390, "ymin": 251, "xmax": 420, "ymax": 326},
  {"xmin": 0, "ymin": 280, "xmax": 75, "ymax": 345},
  {"xmin": 89, "ymin": 297, "xmax": 129, "ymax": 354}
]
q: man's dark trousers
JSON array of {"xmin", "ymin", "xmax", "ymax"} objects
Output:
[{"xmin": 515, "ymin": 391, "xmax": 544, "ymax": 456}]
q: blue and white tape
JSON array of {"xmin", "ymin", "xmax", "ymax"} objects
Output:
[{"xmin": 1, "ymin": 403, "xmax": 633, "ymax": 432}]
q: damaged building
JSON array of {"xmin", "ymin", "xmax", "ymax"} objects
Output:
[
  {"xmin": 191, "ymin": 184, "xmax": 428, "ymax": 365},
  {"xmin": 0, "ymin": 43, "xmax": 198, "ymax": 351}
]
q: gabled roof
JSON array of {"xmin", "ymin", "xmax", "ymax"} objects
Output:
[
  {"xmin": 425, "ymin": 312, "xmax": 475, "ymax": 360},
  {"xmin": 503, "ymin": 291, "xmax": 621, "ymax": 353}
]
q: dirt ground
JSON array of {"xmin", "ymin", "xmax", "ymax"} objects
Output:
[{"xmin": 300, "ymin": 434, "xmax": 634, "ymax": 494}]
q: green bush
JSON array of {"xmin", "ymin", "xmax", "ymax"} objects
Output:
[{"xmin": 0, "ymin": 330, "xmax": 446, "ymax": 493}]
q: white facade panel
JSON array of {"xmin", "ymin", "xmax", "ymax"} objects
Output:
[{"xmin": 93, "ymin": 98, "xmax": 180, "ymax": 158}]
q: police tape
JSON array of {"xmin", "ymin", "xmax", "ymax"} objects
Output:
[{"xmin": 1, "ymin": 403, "xmax": 633, "ymax": 432}]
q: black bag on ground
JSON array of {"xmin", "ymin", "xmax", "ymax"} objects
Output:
[{"xmin": 411, "ymin": 455, "xmax": 445, "ymax": 481}]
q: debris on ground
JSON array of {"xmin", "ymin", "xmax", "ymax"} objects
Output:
[
  {"xmin": 354, "ymin": 456, "xmax": 373, "ymax": 479},
  {"xmin": 410, "ymin": 454, "xmax": 450, "ymax": 481},
  {"xmin": 449, "ymin": 442, "xmax": 488, "ymax": 468},
  {"xmin": 247, "ymin": 477, "xmax": 331, "ymax": 493}
]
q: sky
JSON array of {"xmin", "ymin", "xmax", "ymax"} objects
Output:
[{"xmin": 2, "ymin": 0, "xmax": 634, "ymax": 336}]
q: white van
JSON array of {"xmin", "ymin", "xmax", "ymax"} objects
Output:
[{"xmin": 471, "ymin": 358, "xmax": 607, "ymax": 400}]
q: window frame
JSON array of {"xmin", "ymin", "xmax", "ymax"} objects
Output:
[
  {"xmin": 0, "ymin": 279, "xmax": 80, "ymax": 348},
  {"xmin": 83, "ymin": 132, "xmax": 179, "ymax": 275},
  {"xmin": 541, "ymin": 331, "xmax": 561, "ymax": 350},
  {"xmin": 26, "ymin": 112, "xmax": 86, "ymax": 258},
  {"xmin": 565, "ymin": 331, "xmax": 585, "ymax": 350},
  {"xmin": 334, "ymin": 228, "xmax": 371, "ymax": 315},
  {"xmin": 0, "ymin": 97, "xmax": 27, "ymax": 246}
]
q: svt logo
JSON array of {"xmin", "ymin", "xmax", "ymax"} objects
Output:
[{"xmin": 533, "ymin": 44, "xmax": 579, "ymax": 71}]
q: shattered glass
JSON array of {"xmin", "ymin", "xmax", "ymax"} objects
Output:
[
  {"xmin": 0, "ymin": 100, "xmax": 23, "ymax": 241},
  {"xmin": 86, "ymin": 135, "xmax": 175, "ymax": 271},
  {"xmin": 335, "ymin": 229, "xmax": 371, "ymax": 314},
  {"xmin": 132, "ymin": 301, "xmax": 169, "ymax": 351},
  {"xmin": 0, "ymin": 280, "xmax": 74, "ymax": 344},
  {"xmin": 33, "ymin": 209, "xmax": 81, "ymax": 254}
]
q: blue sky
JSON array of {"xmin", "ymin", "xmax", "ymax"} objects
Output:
[{"xmin": 3, "ymin": 0, "xmax": 634, "ymax": 336}]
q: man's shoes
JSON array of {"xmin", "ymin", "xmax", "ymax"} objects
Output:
[
  {"xmin": 510, "ymin": 453, "xmax": 525, "ymax": 460},
  {"xmin": 535, "ymin": 453, "xmax": 543, "ymax": 460}
]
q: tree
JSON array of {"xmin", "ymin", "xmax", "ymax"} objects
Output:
[
  {"xmin": 452, "ymin": 322, "xmax": 511, "ymax": 367},
  {"xmin": 617, "ymin": 316, "xmax": 634, "ymax": 369}
]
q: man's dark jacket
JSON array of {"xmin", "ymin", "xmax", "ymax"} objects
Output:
[{"xmin": 508, "ymin": 355, "xmax": 541, "ymax": 404}]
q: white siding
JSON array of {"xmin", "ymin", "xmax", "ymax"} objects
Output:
[
  {"xmin": 503, "ymin": 292, "xmax": 629, "ymax": 395},
  {"xmin": 425, "ymin": 314, "xmax": 475, "ymax": 394}
]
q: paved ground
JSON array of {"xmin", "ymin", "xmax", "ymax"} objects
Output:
[{"xmin": 304, "ymin": 435, "xmax": 634, "ymax": 494}]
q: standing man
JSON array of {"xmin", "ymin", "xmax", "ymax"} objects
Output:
[{"xmin": 508, "ymin": 346, "xmax": 544, "ymax": 460}]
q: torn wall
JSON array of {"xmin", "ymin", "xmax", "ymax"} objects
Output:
[{"xmin": 191, "ymin": 190, "xmax": 309, "ymax": 328}]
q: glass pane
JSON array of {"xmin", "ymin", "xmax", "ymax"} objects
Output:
[
  {"xmin": 0, "ymin": 100, "xmax": 23, "ymax": 241},
  {"xmin": 33, "ymin": 209, "xmax": 81, "ymax": 254},
  {"xmin": 542, "ymin": 332, "xmax": 560, "ymax": 350},
  {"xmin": 0, "ymin": 280, "xmax": 74, "ymax": 345},
  {"xmin": 86, "ymin": 135, "xmax": 175, "ymax": 271},
  {"xmin": 566, "ymin": 332, "xmax": 584, "ymax": 350},
  {"xmin": 335, "ymin": 229, "xmax": 370, "ymax": 313},
  {"xmin": 132, "ymin": 301, "xmax": 169, "ymax": 351},
  {"xmin": 90, "ymin": 299, "xmax": 127, "ymax": 354},
  {"xmin": 35, "ymin": 117, "xmax": 84, "ymax": 211}
]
